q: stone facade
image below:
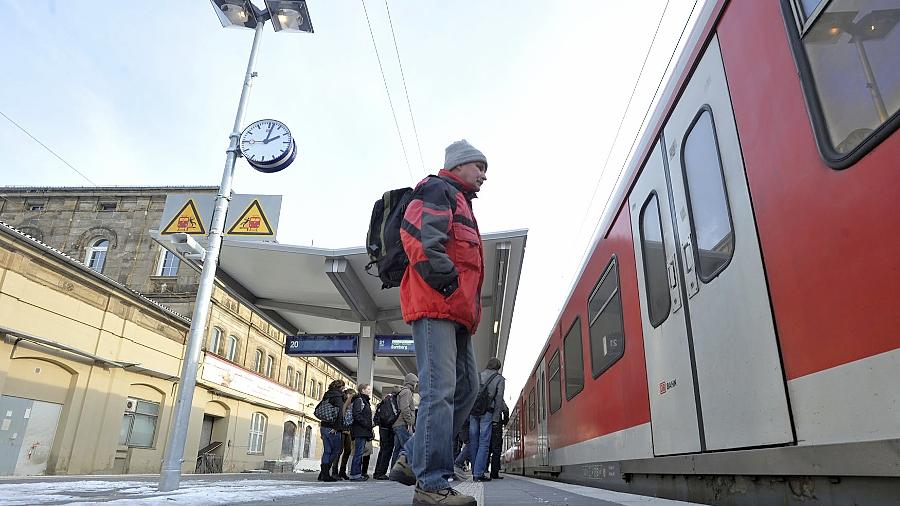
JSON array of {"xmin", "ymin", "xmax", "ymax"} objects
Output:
[{"xmin": 0, "ymin": 187, "xmax": 210, "ymax": 316}]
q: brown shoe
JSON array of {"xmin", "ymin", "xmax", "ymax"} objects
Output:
[{"xmin": 412, "ymin": 486, "xmax": 476, "ymax": 505}]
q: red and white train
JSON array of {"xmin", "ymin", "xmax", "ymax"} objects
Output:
[{"xmin": 503, "ymin": 0, "xmax": 900, "ymax": 504}]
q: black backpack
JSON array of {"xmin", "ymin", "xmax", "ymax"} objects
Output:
[
  {"xmin": 365, "ymin": 187, "xmax": 416, "ymax": 289},
  {"xmin": 374, "ymin": 393, "xmax": 400, "ymax": 427},
  {"xmin": 470, "ymin": 373, "xmax": 500, "ymax": 417}
]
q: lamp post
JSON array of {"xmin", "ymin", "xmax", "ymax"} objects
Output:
[{"xmin": 158, "ymin": 0, "xmax": 313, "ymax": 492}]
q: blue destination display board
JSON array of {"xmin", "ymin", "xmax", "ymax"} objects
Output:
[
  {"xmin": 285, "ymin": 334, "xmax": 359, "ymax": 356},
  {"xmin": 374, "ymin": 335, "xmax": 415, "ymax": 356}
]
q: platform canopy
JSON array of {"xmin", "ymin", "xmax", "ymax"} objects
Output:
[{"xmin": 154, "ymin": 229, "xmax": 527, "ymax": 396}]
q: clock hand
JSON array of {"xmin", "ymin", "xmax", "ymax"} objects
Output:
[
  {"xmin": 263, "ymin": 123, "xmax": 275, "ymax": 143},
  {"xmin": 267, "ymin": 135, "xmax": 282, "ymax": 143}
]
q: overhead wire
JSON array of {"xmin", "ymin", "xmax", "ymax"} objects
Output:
[
  {"xmin": 360, "ymin": 0, "xmax": 415, "ymax": 183},
  {"xmin": 383, "ymin": 0, "xmax": 427, "ymax": 174},
  {"xmin": 0, "ymin": 109, "xmax": 97, "ymax": 186},
  {"xmin": 586, "ymin": 0, "xmax": 701, "ymax": 245},
  {"xmin": 572, "ymin": 0, "xmax": 673, "ymax": 246}
]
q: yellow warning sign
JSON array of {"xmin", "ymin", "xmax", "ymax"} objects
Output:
[
  {"xmin": 161, "ymin": 199, "xmax": 207, "ymax": 235},
  {"xmin": 227, "ymin": 199, "xmax": 273, "ymax": 236}
]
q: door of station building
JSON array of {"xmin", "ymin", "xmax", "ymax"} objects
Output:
[
  {"xmin": 0, "ymin": 395, "xmax": 62, "ymax": 475},
  {"xmin": 629, "ymin": 36, "xmax": 793, "ymax": 456}
]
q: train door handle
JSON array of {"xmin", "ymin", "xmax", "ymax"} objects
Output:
[
  {"xmin": 669, "ymin": 255, "xmax": 682, "ymax": 313},
  {"xmin": 682, "ymin": 242, "xmax": 695, "ymax": 273},
  {"xmin": 667, "ymin": 259, "xmax": 678, "ymax": 288}
]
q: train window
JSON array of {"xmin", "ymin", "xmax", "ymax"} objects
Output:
[
  {"xmin": 563, "ymin": 318, "xmax": 585, "ymax": 400},
  {"xmin": 548, "ymin": 350, "xmax": 562, "ymax": 414},
  {"xmin": 528, "ymin": 387, "xmax": 536, "ymax": 430},
  {"xmin": 639, "ymin": 193, "xmax": 671, "ymax": 327},
  {"xmin": 588, "ymin": 258, "xmax": 625, "ymax": 378},
  {"xmin": 682, "ymin": 107, "xmax": 735, "ymax": 283},
  {"xmin": 783, "ymin": 0, "xmax": 900, "ymax": 168}
]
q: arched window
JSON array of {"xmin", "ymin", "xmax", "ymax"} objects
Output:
[
  {"xmin": 248, "ymin": 412, "xmax": 267, "ymax": 454},
  {"xmin": 309, "ymin": 379, "xmax": 316, "ymax": 397},
  {"xmin": 281, "ymin": 421, "xmax": 297, "ymax": 456},
  {"xmin": 254, "ymin": 349, "xmax": 263, "ymax": 373},
  {"xmin": 86, "ymin": 239, "xmax": 109, "ymax": 273},
  {"xmin": 286, "ymin": 366, "xmax": 294, "ymax": 388},
  {"xmin": 318, "ymin": 382, "xmax": 323, "ymax": 397},
  {"xmin": 303, "ymin": 425, "xmax": 312, "ymax": 458},
  {"xmin": 266, "ymin": 355, "xmax": 275, "ymax": 378},
  {"xmin": 226, "ymin": 335, "xmax": 238, "ymax": 361},
  {"xmin": 295, "ymin": 372, "xmax": 303, "ymax": 392},
  {"xmin": 209, "ymin": 328, "xmax": 223, "ymax": 355}
]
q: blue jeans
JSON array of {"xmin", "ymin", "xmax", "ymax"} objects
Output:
[
  {"xmin": 403, "ymin": 318, "xmax": 479, "ymax": 492},
  {"xmin": 469, "ymin": 414, "xmax": 493, "ymax": 477},
  {"xmin": 320, "ymin": 427, "xmax": 342, "ymax": 465},
  {"xmin": 350, "ymin": 436, "xmax": 367, "ymax": 477},
  {"xmin": 391, "ymin": 425, "xmax": 412, "ymax": 469}
]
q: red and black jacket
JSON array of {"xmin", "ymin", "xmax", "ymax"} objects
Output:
[{"xmin": 400, "ymin": 170, "xmax": 484, "ymax": 334}]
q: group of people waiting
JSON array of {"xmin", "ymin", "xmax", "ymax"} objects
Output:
[
  {"xmin": 317, "ymin": 358, "xmax": 508, "ymax": 485},
  {"xmin": 317, "ymin": 372, "xmax": 419, "ymax": 482}
]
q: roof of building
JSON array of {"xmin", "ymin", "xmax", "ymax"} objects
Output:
[
  {"xmin": 0, "ymin": 220, "xmax": 191, "ymax": 325},
  {"xmin": 0, "ymin": 186, "xmax": 218, "ymax": 195}
]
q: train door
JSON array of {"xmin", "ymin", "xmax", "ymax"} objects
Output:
[
  {"xmin": 631, "ymin": 36, "xmax": 793, "ymax": 455},
  {"xmin": 536, "ymin": 360, "xmax": 549, "ymax": 467}
]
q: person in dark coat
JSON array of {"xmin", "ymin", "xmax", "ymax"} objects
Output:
[
  {"xmin": 349, "ymin": 383, "xmax": 374, "ymax": 481},
  {"xmin": 373, "ymin": 385, "xmax": 401, "ymax": 479},
  {"xmin": 318, "ymin": 379, "xmax": 345, "ymax": 482},
  {"xmin": 332, "ymin": 387, "xmax": 355, "ymax": 479}
]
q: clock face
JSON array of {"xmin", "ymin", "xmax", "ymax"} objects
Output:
[{"xmin": 239, "ymin": 119, "xmax": 293, "ymax": 165}]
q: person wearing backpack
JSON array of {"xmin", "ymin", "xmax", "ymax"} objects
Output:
[
  {"xmin": 317, "ymin": 380, "xmax": 346, "ymax": 482},
  {"xmin": 348, "ymin": 383, "xmax": 374, "ymax": 481},
  {"xmin": 391, "ymin": 373, "xmax": 418, "ymax": 470},
  {"xmin": 469, "ymin": 358, "xmax": 505, "ymax": 482},
  {"xmin": 389, "ymin": 140, "xmax": 488, "ymax": 506},
  {"xmin": 373, "ymin": 386, "xmax": 401, "ymax": 480}
]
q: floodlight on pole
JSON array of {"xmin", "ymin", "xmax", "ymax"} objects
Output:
[{"xmin": 157, "ymin": 0, "xmax": 313, "ymax": 493}]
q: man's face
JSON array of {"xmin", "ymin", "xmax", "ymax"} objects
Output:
[{"xmin": 452, "ymin": 161, "xmax": 487, "ymax": 191}]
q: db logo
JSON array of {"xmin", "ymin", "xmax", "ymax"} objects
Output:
[{"xmin": 659, "ymin": 379, "xmax": 677, "ymax": 395}]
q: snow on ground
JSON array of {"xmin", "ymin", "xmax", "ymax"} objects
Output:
[{"xmin": 0, "ymin": 479, "xmax": 355, "ymax": 505}]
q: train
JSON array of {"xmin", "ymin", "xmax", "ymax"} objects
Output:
[{"xmin": 502, "ymin": 0, "xmax": 900, "ymax": 504}]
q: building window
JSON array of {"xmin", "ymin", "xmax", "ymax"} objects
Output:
[
  {"xmin": 563, "ymin": 318, "xmax": 585, "ymax": 400},
  {"xmin": 119, "ymin": 399, "xmax": 159, "ymax": 448},
  {"xmin": 209, "ymin": 328, "xmax": 223, "ymax": 355},
  {"xmin": 548, "ymin": 350, "xmax": 561, "ymax": 414},
  {"xmin": 286, "ymin": 366, "xmax": 294, "ymax": 388},
  {"xmin": 785, "ymin": 0, "xmax": 900, "ymax": 165},
  {"xmin": 639, "ymin": 194, "xmax": 671, "ymax": 327},
  {"xmin": 156, "ymin": 249, "xmax": 180, "ymax": 277},
  {"xmin": 226, "ymin": 335, "xmax": 238, "ymax": 361},
  {"xmin": 281, "ymin": 421, "xmax": 297, "ymax": 457},
  {"xmin": 98, "ymin": 202, "xmax": 117, "ymax": 212},
  {"xmin": 588, "ymin": 258, "xmax": 626, "ymax": 378},
  {"xmin": 682, "ymin": 108, "xmax": 735, "ymax": 282},
  {"xmin": 295, "ymin": 372, "xmax": 303, "ymax": 392},
  {"xmin": 318, "ymin": 382, "xmax": 323, "ymax": 397},
  {"xmin": 86, "ymin": 239, "xmax": 109, "ymax": 273},
  {"xmin": 28, "ymin": 203, "xmax": 45, "ymax": 212},
  {"xmin": 303, "ymin": 426, "xmax": 312, "ymax": 458},
  {"xmin": 309, "ymin": 379, "xmax": 316, "ymax": 397},
  {"xmin": 254, "ymin": 349, "xmax": 263, "ymax": 374},
  {"xmin": 266, "ymin": 355, "xmax": 275, "ymax": 378},
  {"xmin": 248, "ymin": 412, "xmax": 267, "ymax": 454}
]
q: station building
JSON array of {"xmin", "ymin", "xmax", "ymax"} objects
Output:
[{"xmin": 0, "ymin": 187, "xmax": 362, "ymax": 476}]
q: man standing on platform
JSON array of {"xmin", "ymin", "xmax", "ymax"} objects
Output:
[{"xmin": 390, "ymin": 140, "xmax": 488, "ymax": 506}]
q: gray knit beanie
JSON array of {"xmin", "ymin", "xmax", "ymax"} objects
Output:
[{"xmin": 444, "ymin": 139, "xmax": 487, "ymax": 170}]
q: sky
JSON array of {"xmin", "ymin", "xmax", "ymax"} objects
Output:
[{"xmin": 0, "ymin": 0, "xmax": 704, "ymax": 404}]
